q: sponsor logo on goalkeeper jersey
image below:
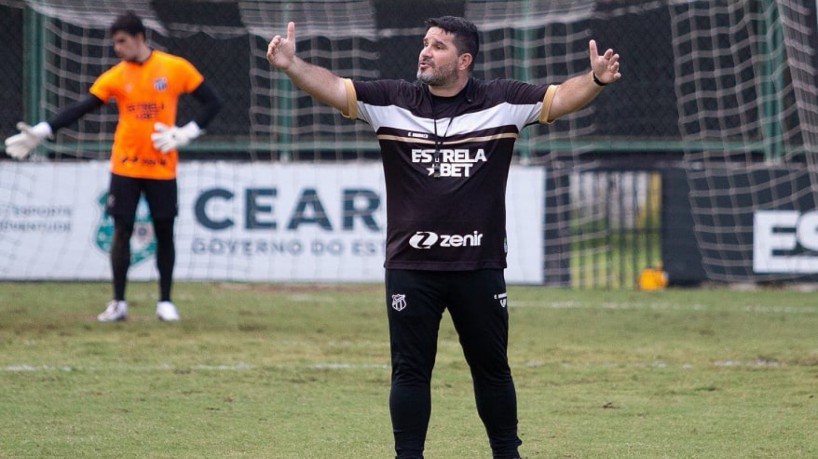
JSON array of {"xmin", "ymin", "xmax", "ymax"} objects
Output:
[
  {"xmin": 408, "ymin": 230, "xmax": 483, "ymax": 249},
  {"xmin": 154, "ymin": 77, "xmax": 168, "ymax": 91},
  {"xmin": 126, "ymin": 101, "xmax": 165, "ymax": 121},
  {"xmin": 411, "ymin": 148, "xmax": 487, "ymax": 177}
]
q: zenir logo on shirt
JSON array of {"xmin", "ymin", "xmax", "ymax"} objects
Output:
[{"xmin": 409, "ymin": 231, "xmax": 483, "ymax": 249}]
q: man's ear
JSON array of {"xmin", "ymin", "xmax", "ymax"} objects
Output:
[{"xmin": 459, "ymin": 53, "xmax": 473, "ymax": 71}]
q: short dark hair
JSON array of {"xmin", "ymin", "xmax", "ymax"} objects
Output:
[
  {"xmin": 110, "ymin": 11, "xmax": 146, "ymax": 38},
  {"xmin": 425, "ymin": 16, "xmax": 479, "ymax": 71}
]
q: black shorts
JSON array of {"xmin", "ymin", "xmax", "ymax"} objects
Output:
[
  {"xmin": 385, "ymin": 269, "xmax": 511, "ymax": 379},
  {"xmin": 106, "ymin": 173, "xmax": 178, "ymax": 225}
]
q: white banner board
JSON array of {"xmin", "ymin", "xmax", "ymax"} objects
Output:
[
  {"xmin": 754, "ymin": 210, "xmax": 818, "ymax": 273},
  {"xmin": 0, "ymin": 161, "xmax": 544, "ymax": 283}
]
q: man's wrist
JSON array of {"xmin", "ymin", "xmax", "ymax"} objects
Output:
[
  {"xmin": 32, "ymin": 122, "xmax": 53, "ymax": 139},
  {"xmin": 591, "ymin": 72, "xmax": 608, "ymax": 87},
  {"xmin": 282, "ymin": 56, "xmax": 303, "ymax": 75},
  {"xmin": 181, "ymin": 121, "xmax": 202, "ymax": 140}
]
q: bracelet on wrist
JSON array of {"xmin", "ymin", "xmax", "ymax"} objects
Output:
[{"xmin": 592, "ymin": 73, "xmax": 608, "ymax": 87}]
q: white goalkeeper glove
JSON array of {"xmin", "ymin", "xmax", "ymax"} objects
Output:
[
  {"xmin": 4, "ymin": 121, "xmax": 52, "ymax": 160},
  {"xmin": 151, "ymin": 121, "xmax": 202, "ymax": 153}
]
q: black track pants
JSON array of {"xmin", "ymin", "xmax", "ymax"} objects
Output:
[{"xmin": 385, "ymin": 269, "xmax": 522, "ymax": 459}]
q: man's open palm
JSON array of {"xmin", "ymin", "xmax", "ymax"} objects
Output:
[
  {"xmin": 267, "ymin": 22, "xmax": 297, "ymax": 70},
  {"xmin": 589, "ymin": 39, "xmax": 621, "ymax": 85}
]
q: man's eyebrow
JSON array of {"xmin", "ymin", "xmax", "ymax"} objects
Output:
[{"xmin": 425, "ymin": 37, "xmax": 448, "ymax": 46}]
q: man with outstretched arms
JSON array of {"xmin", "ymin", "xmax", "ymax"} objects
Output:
[
  {"xmin": 4, "ymin": 12, "xmax": 222, "ymax": 322},
  {"xmin": 267, "ymin": 16, "xmax": 619, "ymax": 459}
]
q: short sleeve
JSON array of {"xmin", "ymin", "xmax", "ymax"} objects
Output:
[
  {"xmin": 175, "ymin": 58, "xmax": 205, "ymax": 94},
  {"xmin": 89, "ymin": 68, "xmax": 118, "ymax": 102}
]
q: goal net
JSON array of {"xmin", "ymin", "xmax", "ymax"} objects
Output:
[
  {"xmin": 2, "ymin": 0, "xmax": 818, "ymax": 286},
  {"xmin": 671, "ymin": 0, "xmax": 818, "ymax": 282}
]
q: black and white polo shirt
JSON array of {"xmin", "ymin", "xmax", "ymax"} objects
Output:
[{"xmin": 342, "ymin": 77, "xmax": 556, "ymax": 271}]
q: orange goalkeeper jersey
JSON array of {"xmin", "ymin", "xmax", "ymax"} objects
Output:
[{"xmin": 90, "ymin": 50, "xmax": 204, "ymax": 179}]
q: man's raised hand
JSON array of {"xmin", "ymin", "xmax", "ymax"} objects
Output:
[
  {"xmin": 267, "ymin": 22, "xmax": 297, "ymax": 70},
  {"xmin": 589, "ymin": 40, "xmax": 621, "ymax": 86}
]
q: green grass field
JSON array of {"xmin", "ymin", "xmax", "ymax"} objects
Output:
[{"xmin": 1, "ymin": 282, "xmax": 817, "ymax": 458}]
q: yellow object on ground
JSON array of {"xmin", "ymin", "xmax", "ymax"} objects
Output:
[{"xmin": 639, "ymin": 266, "xmax": 668, "ymax": 291}]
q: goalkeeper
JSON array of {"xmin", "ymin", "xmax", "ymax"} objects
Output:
[{"xmin": 4, "ymin": 12, "xmax": 221, "ymax": 322}]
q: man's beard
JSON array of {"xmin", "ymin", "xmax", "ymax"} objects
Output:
[{"xmin": 417, "ymin": 61, "xmax": 457, "ymax": 86}]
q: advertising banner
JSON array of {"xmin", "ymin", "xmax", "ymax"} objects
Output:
[
  {"xmin": 754, "ymin": 210, "xmax": 818, "ymax": 274},
  {"xmin": 0, "ymin": 162, "xmax": 544, "ymax": 283},
  {"xmin": 686, "ymin": 166, "xmax": 818, "ymax": 282}
]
